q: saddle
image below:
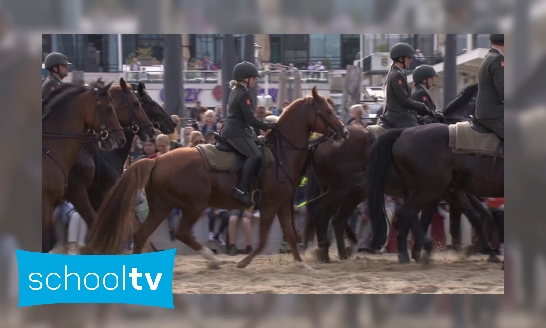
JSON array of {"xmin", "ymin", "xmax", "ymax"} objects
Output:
[
  {"xmin": 448, "ymin": 118, "xmax": 504, "ymax": 172},
  {"xmin": 195, "ymin": 133, "xmax": 275, "ymax": 207}
]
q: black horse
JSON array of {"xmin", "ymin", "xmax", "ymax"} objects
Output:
[
  {"xmin": 303, "ymin": 83, "xmax": 492, "ymax": 263},
  {"xmin": 364, "ymin": 114, "xmax": 503, "ymax": 265}
]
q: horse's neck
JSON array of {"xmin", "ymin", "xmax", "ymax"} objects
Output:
[
  {"xmin": 101, "ymin": 131, "xmax": 135, "ymax": 172},
  {"xmin": 42, "ymin": 106, "xmax": 88, "ymax": 176},
  {"xmin": 274, "ymin": 117, "xmax": 311, "ymax": 183}
]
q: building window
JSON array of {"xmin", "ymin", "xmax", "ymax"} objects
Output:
[
  {"xmin": 340, "ymin": 34, "xmax": 360, "ymax": 68},
  {"xmin": 270, "ymin": 35, "xmax": 282, "ymax": 64},
  {"xmin": 42, "ymin": 35, "xmax": 52, "ymax": 62},
  {"xmin": 282, "ymin": 34, "xmax": 309, "ymax": 69},
  {"xmin": 309, "ymin": 34, "xmax": 341, "ymax": 69},
  {"xmin": 122, "ymin": 35, "xmax": 137, "ymax": 65},
  {"xmin": 194, "ymin": 34, "xmax": 215, "ymax": 62},
  {"xmin": 137, "ymin": 34, "xmax": 164, "ymax": 63}
]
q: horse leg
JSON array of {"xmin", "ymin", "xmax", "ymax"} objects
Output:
[
  {"xmin": 411, "ymin": 201, "xmax": 437, "ymax": 263},
  {"xmin": 468, "ymin": 194, "xmax": 495, "ymax": 253},
  {"xmin": 132, "ymin": 190, "xmax": 173, "ymax": 254},
  {"xmin": 307, "ymin": 190, "xmax": 338, "ymax": 263},
  {"xmin": 65, "ymin": 184, "xmax": 97, "ymax": 234},
  {"xmin": 236, "ymin": 207, "xmax": 278, "ymax": 269},
  {"xmin": 332, "ymin": 190, "xmax": 362, "ymax": 260},
  {"xmin": 394, "ymin": 201, "xmax": 413, "ymax": 264},
  {"xmin": 175, "ymin": 204, "xmax": 221, "ymax": 269},
  {"xmin": 447, "ymin": 193, "xmax": 500, "ymax": 263},
  {"xmin": 277, "ymin": 201, "xmax": 312, "ymax": 269},
  {"xmin": 42, "ymin": 200, "xmax": 55, "ymax": 253},
  {"xmin": 400, "ymin": 192, "xmax": 437, "ymax": 265}
]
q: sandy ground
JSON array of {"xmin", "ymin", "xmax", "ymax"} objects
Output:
[
  {"xmin": 172, "ymin": 250, "xmax": 504, "ymax": 294},
  {"xmin": 49, "ymin": 244, "xmax": 504, "ymax": 294}
]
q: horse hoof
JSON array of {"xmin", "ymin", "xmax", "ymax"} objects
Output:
[
  {"xmin": 398, "ymin": 253, "xmax": 410, "ymax": 264},
  {"xmin": 411, "ymin": 252, "xmax": 422, "ymax": 264},
  {"xmin": 345, "ymin": 245, "xmax": 354, "ymax": 257},
  {"xmin": 421, "ymin": 252, "xmax": 432, "ymax": 266},
  {"xmin": 314, "ymin": 248, "xmax": 330, "ymax": 263},
  {"xmin": 236, "ymin": 258, "xmax": 249, "ymax": 268},
  {"xmin": 208, "ymin": 262, "xmax": 221, "ymax": 270},
  {"xmin": 487, "ymin": 255, "xmax": 501, "ymax": 264},
  {"xmin": 463, "ymin": 246, "xmax": 477, "ymax": 257},
  {"xmin": 296, "ymin": 261, "xmax": 314, "ymax": 270}
]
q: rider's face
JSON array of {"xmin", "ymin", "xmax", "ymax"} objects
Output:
[
  {"xmin": 56, "ymin": 64, "xmax": 69, "ymax": 78},
  {"xmin": 427, "ymin": 77, "xmax": 435, "ymax": 88},
  {"xmin": 404, "ymin": 57, "xmax": 412, "ymax": 68},
  {"xmin": 248, "ymin": 77, "xmax": 256, "ymax": 88}
]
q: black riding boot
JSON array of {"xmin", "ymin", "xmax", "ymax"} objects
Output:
[{"xmin": 233, "ymin": 157, "xmax": 260, "ymax": 207}]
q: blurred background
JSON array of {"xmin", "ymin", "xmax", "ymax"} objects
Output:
[{"xmin": 2, "ymin": 0, "xmax": 545, "ymax": 327}]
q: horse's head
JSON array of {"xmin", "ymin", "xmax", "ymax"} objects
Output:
[
  {"xmin": 83, "ymin": 81, "xmax": 126, "ymax": 150},
  {"xmin": 108, "ymin": 78, "xmax": 156, "ymax": 142},
  {"xmin": 136, "ymin": 82, "xmax": 177, "ymax": 135},
  {"xmin": 443, "ymin": 83, "xmax": 478, "ymax": 121},
  {"xmin": 306, "ymin": 86, "xmax": 349, "ymax": 143}
]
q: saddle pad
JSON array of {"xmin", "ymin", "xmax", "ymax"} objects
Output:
[
  {"xmin": 195, "ymin": 144, "xmax": 275, "ymax": 172},
  {"xmin": 448, "ymin": 121, "xmax": 503, "ymax": 158},
  {"xmin": 366, "ymin": 125, "xmax": 387, "ymax": 143}
]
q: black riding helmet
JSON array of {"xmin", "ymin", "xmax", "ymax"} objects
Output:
[
  {"xmin": 489, "ymin": 34, "xmax": 504, "ymax": 44},
  {"xmin": 390, "ymin": 42, "xmax": 415, "ymax": 70},
  {"xmin": 390, "ymin": 42, "xmax": 415, "ymax": 60},
  {"xmin": 412, "ymin": 65, "xmax": 438, "ymax": 84},
  {"xmin": 44, "ymin": 52, "xmax": 72, "ymax": 71},
  {"xmin": 233, "ymin": 61, "xmax": 260, "ymax": 81}
]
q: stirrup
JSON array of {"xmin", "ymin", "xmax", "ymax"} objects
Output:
[{"xmin": 233, "ymin": 188, "xmax": 254, "ymax": 207}]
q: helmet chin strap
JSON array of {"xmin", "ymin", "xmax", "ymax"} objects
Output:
[{"xmin": 399, "ymin": 57, "xmax": 407, "ymax": 70}]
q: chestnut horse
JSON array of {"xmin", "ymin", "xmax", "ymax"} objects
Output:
[
  {"xmin": 42, "ymin": 82, "xmax": 126, "ymax": 252},
  {"xmin": 365, "ymin": 124, "xmax": 503, "ymax": 265},
  {"xmin": 83, "ymin": 87, "xmax": 348, "ymax": 269},
  {"xmin": 63, "ymin": 78, "xmax": 157, "ymax": 229}
]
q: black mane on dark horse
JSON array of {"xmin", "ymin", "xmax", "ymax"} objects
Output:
[{"xmin": 443, "ymin": 83, "xmax": 478, "ymax": 121}]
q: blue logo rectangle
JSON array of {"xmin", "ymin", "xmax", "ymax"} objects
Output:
[{"xmin": 16, "ymin": 249, "xmax": 176, "ymax": 308}]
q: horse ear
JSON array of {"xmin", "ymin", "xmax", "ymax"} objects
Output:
[
  {"xmin": 311, "ymin": 86, "xmax": 319, "ymax": 100},
  {"xmin": 138, "ymin": 82, "xmax": 145, "ymax": 96},
  {"xmin": 101, "ymin": 81, "xmax": 114, "ymax": 95},
  {"xmin": 119, "ymin": 77, "xmax": 128, "ymax": 91}
]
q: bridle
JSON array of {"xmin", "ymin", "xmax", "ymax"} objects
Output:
[
  {"xmin": 120, "ymin": 90, "xmax": 154, "ymax": 135},
  {"xmin": 136, "ymin": 92, "xmax": 173, "ymax": 131},
  {"xmin": 42, "ymin": 87, "xmax": 122, "ymax": 187},
  {"xmin": 264, "ymin": 100, "xmax": 347, "ymax": 191}
]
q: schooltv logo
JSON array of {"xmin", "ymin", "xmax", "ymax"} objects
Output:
[{"xmin": 16, "ymin": 249, "xmax": 176, "ymax": 308}]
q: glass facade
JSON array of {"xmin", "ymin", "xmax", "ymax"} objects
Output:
[
  {"xmin": 43, "ymin": 34, "xmax": 479, "ymax": 72},
  {"xmin": 309, "ymin": 34, "xmax": 341, "ymax": 69}
]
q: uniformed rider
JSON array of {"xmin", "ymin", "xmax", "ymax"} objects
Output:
[
  {"xmin": 411, "ymin": 64, "xmax": 438, "ymax": 112},
  {"xmin": 381, "ymin": 42, "xmax": 433, "ymax": 128},
  {"xmin": 220, "ymin": 61, "xmax": 278, "ymax": 207},
  {"xmin": 42, "ymin": 52, "xmax": 71, "ymax": 101},
  {"xmin": 475, "ymin": 34, "xmax": 504, "ymax": 140}
]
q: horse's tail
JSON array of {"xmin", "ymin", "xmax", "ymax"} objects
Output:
[
  {"xmin": 83, "ymin": 158, "xmax": 157, "ymax": 254},
  {"xmin": 366, "ymin": 129, "xmax": 403, "ymax": 250}
]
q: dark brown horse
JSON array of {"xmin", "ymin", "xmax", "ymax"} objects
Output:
[
  {"xmin": 42, "ymin": 82, "xmax": 126, "ymax": 253},
  {"xmin": 302, "ymin": 83, "xmax": 490, "ymax": 263},
  {"xmin": 83, "ymin": 87, "xmax": 348, "ymax": 269},
  {"xmin": 365, "ymin": 124, "xmax": 503, "ymax": 265},
  {"xmin": 63, "ymin": 79, "xmax": 158, "ymax": 229},
  {"xmin": 87, "ymin": 82, "xmax": 177, "ymax": 211}
]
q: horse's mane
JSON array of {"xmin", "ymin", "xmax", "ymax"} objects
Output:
[
  {"xmin": 42, "ymin": 83, "xmax": 89, "ymax": 123},
  {"xmin": 443, "ymin": 83, "xmax": 478, "ymax": 117}
]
